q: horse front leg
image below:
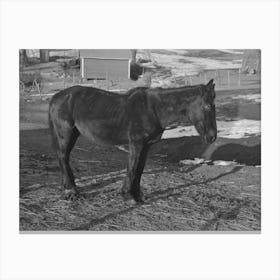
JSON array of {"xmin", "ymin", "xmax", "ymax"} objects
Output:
[{"xmin": 122, "ymin": 142, "xmax": 150, "ymax": 203}]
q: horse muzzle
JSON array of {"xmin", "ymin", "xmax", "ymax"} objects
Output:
[
  {"xmin": 205, "ymin": 135, "xmax": 216, "ymax": 144},
  {"xmin": 204, "ymin": 130, "xmax": 217, "ymax": 144}
]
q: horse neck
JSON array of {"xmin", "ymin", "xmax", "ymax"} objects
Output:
[{"xmin": 155, "ymin": 85, "xmax": 202, "ymax": 128}]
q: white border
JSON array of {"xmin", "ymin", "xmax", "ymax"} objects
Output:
[{"xmin": 1, "ymin": 1, "xmax": 280, "ymax": 280}]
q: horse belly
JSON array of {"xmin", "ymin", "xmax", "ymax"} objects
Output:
[{"xmin": 75, "ymin": 120, "xmax": 128, "ymax": 146}]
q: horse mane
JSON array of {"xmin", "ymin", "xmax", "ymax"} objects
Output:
[
  {"xmin": 125, "ymin": 87, "xmax": 149, "ymax": 96},
  {"xmin": 150, "ymin": 84, "xmax": 206, "ymax": 99},
  {"xmin": 156, "ymin": 84, "xmax": 204, "ymax": 91}
]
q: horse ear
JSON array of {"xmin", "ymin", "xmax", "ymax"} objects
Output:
[
  {"xmin": 206, "ymin": 79, "xmax": 215, "ymax": 90},
  {"xmin": 206, "ymin": 79, "xmax": 214, "ymax": 86}
]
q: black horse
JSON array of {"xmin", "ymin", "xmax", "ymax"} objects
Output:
[{"xmin": 49, "ymin": 79, "xmax": 217, "ymax": 202}]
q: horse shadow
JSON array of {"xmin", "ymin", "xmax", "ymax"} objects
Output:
[
  {"xmin": 146, "ymin": 165, "xmax": 244, "ymax": 202},
  {"xmin": 150, "ymin": 136, "xmax": 261, "ymax": 166}
]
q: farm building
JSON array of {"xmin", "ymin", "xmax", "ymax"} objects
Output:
[{"xmin": 79, "ymin": 49, "xmax": 133, "ymax": 80}]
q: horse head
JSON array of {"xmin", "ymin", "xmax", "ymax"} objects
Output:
[{"xmin": 188, "ymin": 79, "xmax": 217, "ymax": 144}]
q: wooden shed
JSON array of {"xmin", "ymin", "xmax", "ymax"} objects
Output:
[{"xmin": 79, "ymin": 49, "xmax": 132, "ymax": 80}]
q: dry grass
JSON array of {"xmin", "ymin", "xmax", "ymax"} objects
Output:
[{"xmin": 20, "ymin": 165, "xmax": 261, "ymax": 232}]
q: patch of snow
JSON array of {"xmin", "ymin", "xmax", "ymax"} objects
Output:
[
  {"xmin": 180, "ymin": 158, "xmax": 210, "ymax": 165},
  {"xmin": 162, "ymin": 119, "xmax": 260, "ymax": 139},
  {"xmin": 163, "ymin": 126, "xmax": 196, "ymax": 139},
  {"xmin": 167, "ymin": 49, "xmax": 189, "ymax": 55},
  {"xmin": 179, "ymin": 158, "xmax": 241, "ymax": 166},
  {"xmin": 233, "ymin": 59, "xmax": 242, "ymax": 63},
  {"xmin": 152, "ymin": 53, "xmax": 241, "ymax": 75},
  {"xmin": 116, "ymin": 145, "xmax": 129, "ymax": 153},
  {"xmin": 212, "ymin": 160, "xmax": 238, "ymax": 166},
  {"xmin": 146, "ymin": 51, "xmax": 242, "ymax": 88},
  {"xmin": 218, "ymin": 49, "xmax": 244, "ymax": 55},
  {"xmin": 231, "ymin": 94, "xmax": 261, "ymax": 103}
]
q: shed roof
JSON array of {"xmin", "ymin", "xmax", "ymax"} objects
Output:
[{"xmin": 79, "ymin": 49, "xmax": 131, "ymax": 59}]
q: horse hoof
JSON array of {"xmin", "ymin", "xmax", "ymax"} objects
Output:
[
  {"xmin": 122, "ymin": 190, "xmax": 145, "ymax": 204},
  {"xmin": 62, "ymin": 189, "xmax": 79, "ymax": 201},
  {"xmin": 125, "ymin": 198, "xmax": 138, "ymax": 206},
  {"xmin": 122, "ymin": 191, "xmax": 134, "ymax": 201},
  {"xmin": 122, "ymin": 195, "xmax": 144, "ymax": 205},
  {"xmin": 133, "ymin": 194, "xmax": 145, "ymax": 204}
]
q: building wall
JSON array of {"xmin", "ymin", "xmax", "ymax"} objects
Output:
[{"xmin": 83, "ymin": 58, "xmax": 130, "ymax": 79}]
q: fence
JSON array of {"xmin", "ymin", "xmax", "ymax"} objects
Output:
[
  {"xmin": 184, "ymin": 68, "xmax": 260, "ymax": 89},
  {"xmin": 20, "ymin": 65, "xmax": 261, "ymax": 99}
]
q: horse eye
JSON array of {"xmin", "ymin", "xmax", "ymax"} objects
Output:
[{"xmin": 203, "ymin": 104, "xmax": 211, "ymax": 111}]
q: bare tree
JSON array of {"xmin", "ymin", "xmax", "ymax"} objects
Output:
[
  {"xmin": 19, "ymin": 49, "xmax": 28, "ymax": 67},
  {"xmin": 130, "ymin": 49, "xmax": 137, "ymax": 63}
]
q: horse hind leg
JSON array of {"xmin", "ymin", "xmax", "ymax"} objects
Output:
[{"xmin": 50, "ymin": 119, "xmax": 80, "ymax": 200}]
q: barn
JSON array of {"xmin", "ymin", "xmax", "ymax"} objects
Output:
[{"xmin": 79, "ymin": 49, "xmax": 132, "ymax": 80}]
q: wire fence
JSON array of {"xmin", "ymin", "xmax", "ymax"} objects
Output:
[{"xmin": 184, "ymin": 68, "xmax": 260, "ymax": 89}]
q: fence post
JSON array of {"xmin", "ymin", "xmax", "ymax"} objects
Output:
[
  {"xmin": 256, "ymin": 59, "xmax": 259, "ymax": 72},
  {"xmin": 238, "ymin": 68, "xmax": 241, "ymax": 86},
  {"xmin": 106, "ymin": 72, "xmax": 109, "ymax": 90},
  {"xmin": 63, "ymin": 73, "xmax": 66, "ymax": 89},
  {"xmin": 215, "ymin": 70, "xmax": 218, "ymax": 85}
]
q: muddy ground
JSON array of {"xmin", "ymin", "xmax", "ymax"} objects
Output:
[{"xmin": 20, "ymin": 85, "xmax": 261, "ymax": 231}]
